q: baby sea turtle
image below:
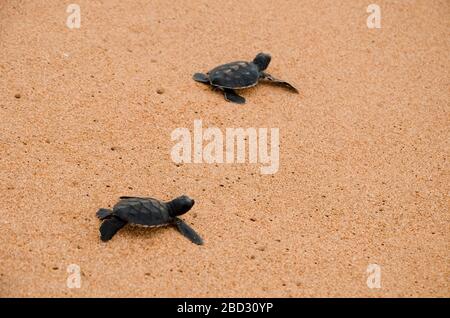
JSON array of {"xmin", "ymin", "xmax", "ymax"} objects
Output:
[
  {"xmin": 96, "ymin": 195, "xmax": 203, "ymax": 245},
  {"xmin": 193, "ymin": 52, "xmax": 298, "ymax": 104}
]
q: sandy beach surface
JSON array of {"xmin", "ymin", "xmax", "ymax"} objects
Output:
[{"xmin": 0, "ymin": 0, "xmax": 448, "ymax": 297}]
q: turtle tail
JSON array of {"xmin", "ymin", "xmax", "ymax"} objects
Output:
[
  {"xmin": 96, "ymin": 208, "xmax": 113, "ymax": 220},
  {"xmin": 193, "ymin": 73, "xmax": 209, "ymax": 84},
  {"xmin": 99, "ymin": 216, "xmax": 127, "ymax": 242}
]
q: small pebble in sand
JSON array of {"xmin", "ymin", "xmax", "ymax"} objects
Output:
[
  {"xmin": 156, "ymin": 88, "xmax": 165, "ymax": 94},
  {"xmin": 14, "ymin": 93, "xmax": 21, "ymax": 99}
]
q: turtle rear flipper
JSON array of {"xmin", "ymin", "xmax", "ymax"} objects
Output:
[
  {"xmin": 96, "ymin": 208, "xmax": 113, "ymax": 220},
  {"xmin": 193, "ymin": 73, "xmax": 210, "ymax": 84},
  {"xmin": 223, "ymin": 89, "xmax": 246, "ymax": 104},
  {"xmin": 99, "ymin": 216, "xmax": 127, "ymax": 241},
  {"xmin": 261, "ymin": 72, "xmax": 299, "ymax": 93},
  {"xmin": 174, "ymin": 218, "xmax": 203, "ymax": 245}
]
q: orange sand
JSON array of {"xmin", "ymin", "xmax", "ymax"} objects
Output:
[{"xmin": 0, "ymin": 0, "xmax": 448, "ymax": 297}]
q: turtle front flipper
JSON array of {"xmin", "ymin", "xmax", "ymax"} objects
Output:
[
  {"xmin": 174, "ymin": 217, "xmax": 203, "ymax": 245},
  {"xmin": 99, "ymin": 216, "xmax": 127, "ymax": 241},
  {"xmin": 223, "ymin": 88, "xmax": 246, "ymax": 104},
  {"xmin": 193, "ymin": 73, "xmax": 210, "ymax": 84},
  {"xmin": 261, "ymin": 72, "xmax": 299, "ymax": 93}
]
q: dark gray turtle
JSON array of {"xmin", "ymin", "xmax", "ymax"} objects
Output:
[
  {"xmin": 96, "ymin": 195, "xmax": 203, "ymax": 245},
  {"xmin": 193, "ymin": 52, "xmax": 298, "ymax": 104}
]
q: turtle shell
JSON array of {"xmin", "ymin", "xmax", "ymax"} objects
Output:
[
  {"xmin": 112, "ymin": 197, "xmax": 172, "ymax": 226},
  {"xmin": 208, "ymin": 61, "xmax": 260, "ymax": 89}
]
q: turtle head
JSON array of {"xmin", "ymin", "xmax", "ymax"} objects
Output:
[
  {"xmin": 168, "ymin": 195, "xmax": 195, "ymax": 217},
  {"xmin": 253, "ymin": 52, "xmax": 271, "ymax": 71}
]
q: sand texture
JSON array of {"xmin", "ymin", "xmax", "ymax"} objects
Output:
[{"xmin": 0, "ymin": 0, "xmax": 449, "ymax": 297}]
